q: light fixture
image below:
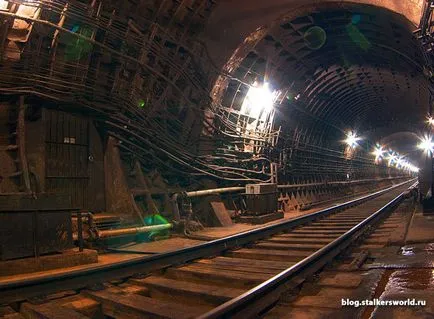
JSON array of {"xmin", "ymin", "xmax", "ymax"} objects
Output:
[
  {"xmin": 387, "ymin": 152, "xmax": 397, "ymax": 166},
  {"xmin": 0, "ymin": 0, "xmax": 8, "ymax": 10},
  {"xmin": 427, "ymin": 116, "xmax": 434, "ymax": 126},
  {"xmin": 396, "ymin": 156, "xmax": 405, "ymax": 168},
  {"xmin": 344, "ymin": 131, "xmax": 361, "ymax": 148},
  {"xmin": 418, "ymin": 135, "xmax": 434, "ymax": 155},
  {"xmin": 372, "ymin": 145, "xmax": 384, "ymax": 161},
  {"xmin": 410, "ymin": 165, "xmax": 420, "ymax": 173},
  {"xmin": 241, "ymin": 82, "xmax": 278, "ymax": 118}
]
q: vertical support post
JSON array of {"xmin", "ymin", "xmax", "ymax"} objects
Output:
[
  {"xmin": 33, "ymin": 211, "xmax": 39, "ymax": 258},
  {"xmin": 18, "ymin": 96, "xmax": 31, "ymax": 193},
  {"xmin": 77, "ymin": 211, "xmax": 84, "ymax": 252},
  {"xmin": 50, "ymin": 3, "xmax": 68, "ymax": 76}
]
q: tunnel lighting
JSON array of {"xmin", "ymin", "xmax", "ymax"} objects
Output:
[
  {"xmin": 0, "ymin": 0, "xmax": 8, "ymax": 10},
  {"xmin": 427, "ymin": 116, "xmax": 434, "ymax": 126},
  {"xmin": 418, "ymin": 135, "xmax": 434, "ymax": 155},
  {"xmin": 372, "ymin": 145, "xmax": 384, "ymax": 161},
  {"xmin": 396, "ymin": 157, "xmax": 405, "ymax": 168},
  {"xmin": 410, "ymin": 165, "xmax": 420, "ymax": 173},
  {"xmin": 387, "ymin": 152, "xmax": 397, "ymax": 166},
  {"xmin": 381, "ymin": 151, "xmax": 418, "ymax": 173},
  {"xmin": 344, "ymin": 131, "xmax": 361, "ymax": 148},
  {"xmin": 395, "ymin": 159, "xmax": 418, "ymax": 173},
  {"xmin": 403, "ymin": 162, "xmax": 419, "ymax": 173},
  {"xmin": 244, "ymin": 82, "xmax": 276, "ymax": 113}
]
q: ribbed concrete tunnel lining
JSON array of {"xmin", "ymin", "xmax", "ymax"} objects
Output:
[
  {"xmin": 0, "ymin": 0, "xmax": 424, "ymax": 185},
  {"xmin": 214, "ymin": 2, "xmax": 429, "ymax": 158}
]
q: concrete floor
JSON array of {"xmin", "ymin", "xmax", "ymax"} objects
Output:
[
  {"xmin": 406, "ymin": 209, "xmax": 434, "ymax": 244},
  {"xmin": 369, "ymin": 205, "xmax": 434, "ymax": 319},
  {"xmin": 370, "ymin": 243, "xmax": 434, "ymax": 319}
]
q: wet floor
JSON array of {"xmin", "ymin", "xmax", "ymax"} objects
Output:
[
  {"xmin": 385, "ymin": 269, "xmax": 434, "ymax": 292},
  {"xmin": 400, "ymin": 243, "xmax": 434, "ymax": 257},
  {"xmin": 368, "ymin": 243, "xmax": 434, "ymax": 318}
]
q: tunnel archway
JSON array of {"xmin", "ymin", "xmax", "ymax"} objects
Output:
[
  {"xmin": 207, "ymin": 1, "xmax": 428, "ymax": 182},
  {"xmin": 205, "ymin": 0, "xmax": 424, "ymax": 69}
]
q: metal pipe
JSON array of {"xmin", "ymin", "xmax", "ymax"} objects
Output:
[
  {"xmin": 170, "ymin": 177, "xmax": 409, "ymax": 221},
  {"xmin": 72, "ymin": 211, "xmax": 95, "ymax": 229},
  {"xmin": 185, "ymin": 187, "xmax": 245, "ymax": 198},
  {"xmin": 96, "ymin": 224, "xmax": 172, "ymax": 239},
  {"xmin": 171, "ymin": 187, "xmax": 244, "ymax": 222},
  {"xmin": 177, "ymin": 177, "xmax": 405, "ymax": 198},
  {"xmin": 77, "ymin": 212, "xmax": 84, "ymax": 252}
]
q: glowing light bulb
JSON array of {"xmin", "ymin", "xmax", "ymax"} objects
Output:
[
  {"xmin": 344, "ymin": 131, "xmax": 361, "ymax": 148},
  {"xmin": 418, "ymin": 135, "xmax": 434, "ymax": 155},
  {"xmin": 373, "ymin": 145, "xmax": 384, "ymax": 161}
]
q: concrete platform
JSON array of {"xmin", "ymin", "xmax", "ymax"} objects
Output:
[{"xmin": 406, "ymin": 206, "xmax": 434, "ymax": 244}]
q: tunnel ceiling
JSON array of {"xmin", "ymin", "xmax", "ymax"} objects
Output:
[{"xmin": 219, "ymin": 3, "xmax": 429, "ymax": 149}]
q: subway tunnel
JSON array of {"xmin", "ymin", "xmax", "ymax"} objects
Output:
[
  {"xmin": 0, "ymin": 1, "xmax": 434, "ymax": 317},
  {"xmin": 0, "ymin": 0, "xmax": 428, "ymax": 192},
  {"xmin": 206, "ymin": 0, "xmax": 428, "ymax": 178}
]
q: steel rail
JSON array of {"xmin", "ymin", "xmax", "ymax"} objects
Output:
[
  {"xmin": 198, "ymin": 181, "xmax": 418, "ymax": 319},
  {"xmin": 0, "ymin": 179, "xmax": 415, "ymax": 303}
]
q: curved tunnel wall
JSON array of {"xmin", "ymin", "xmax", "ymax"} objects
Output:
[
  {"xmin": 0, "ymin": 0, "xmax": 423, "ymax": 195},
  {"xmin": 204, "ymin": 0, "xmax": 424, "ymax": 69},
  {"xmin": 206, "ymin": 1, "xmax": 427, "ymax": 182}
]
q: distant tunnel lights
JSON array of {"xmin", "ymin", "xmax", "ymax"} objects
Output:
[
  {"xmin": 387, "ymin": 152, "xmax": 397, "ymax": 166},
  {"xmin": 371, "ymin": 146, "xmax": 418, "ymax": 173},
  {"xmin": 372, "ymin": 145, "xmax": 384, "ymax": 161}
]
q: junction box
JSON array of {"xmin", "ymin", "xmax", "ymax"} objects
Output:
[{"xmin": 245, "ymin": 183, "xmax": 278, "ymax": 216}]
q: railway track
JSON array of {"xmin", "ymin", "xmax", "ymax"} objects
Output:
[
  {"xmin": 0, "ymin": 180, "xmax": 417, "ymax": 319},
  {"xmin": 265, "ymin": 195, "xmax": 417, "ymax": 319}
]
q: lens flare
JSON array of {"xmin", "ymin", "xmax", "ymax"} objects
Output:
[
  {"xmin": 304, "ymin": 26, "xmax": 327, "ymax": 50},
  {"xmin": 372, "ymin": 145, "xmax": 384, "ymax": 161},
  {"xmin": 344, "ymin": 131, "xmax": 361, "ymax": 148},
  {"xmin": 418, "ymin": 135, "xmax": 434, "ymax": 155}
]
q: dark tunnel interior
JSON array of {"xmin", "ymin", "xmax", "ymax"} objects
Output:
[{"xmin": 0, "ymin": 2, "xmax": 434, "ymax": 316}]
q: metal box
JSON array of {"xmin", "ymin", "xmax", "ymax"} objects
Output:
[
  {"xmin": 246, "ymin": 183, "xmax": 277, "ymax": 195},
  {"xmin": 0, "ymin": 194, "xmax": 74, "ymax": 261},
  {"xmin": 245, "ymin": 183, "xmax": 278, "ymax": 216}
]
